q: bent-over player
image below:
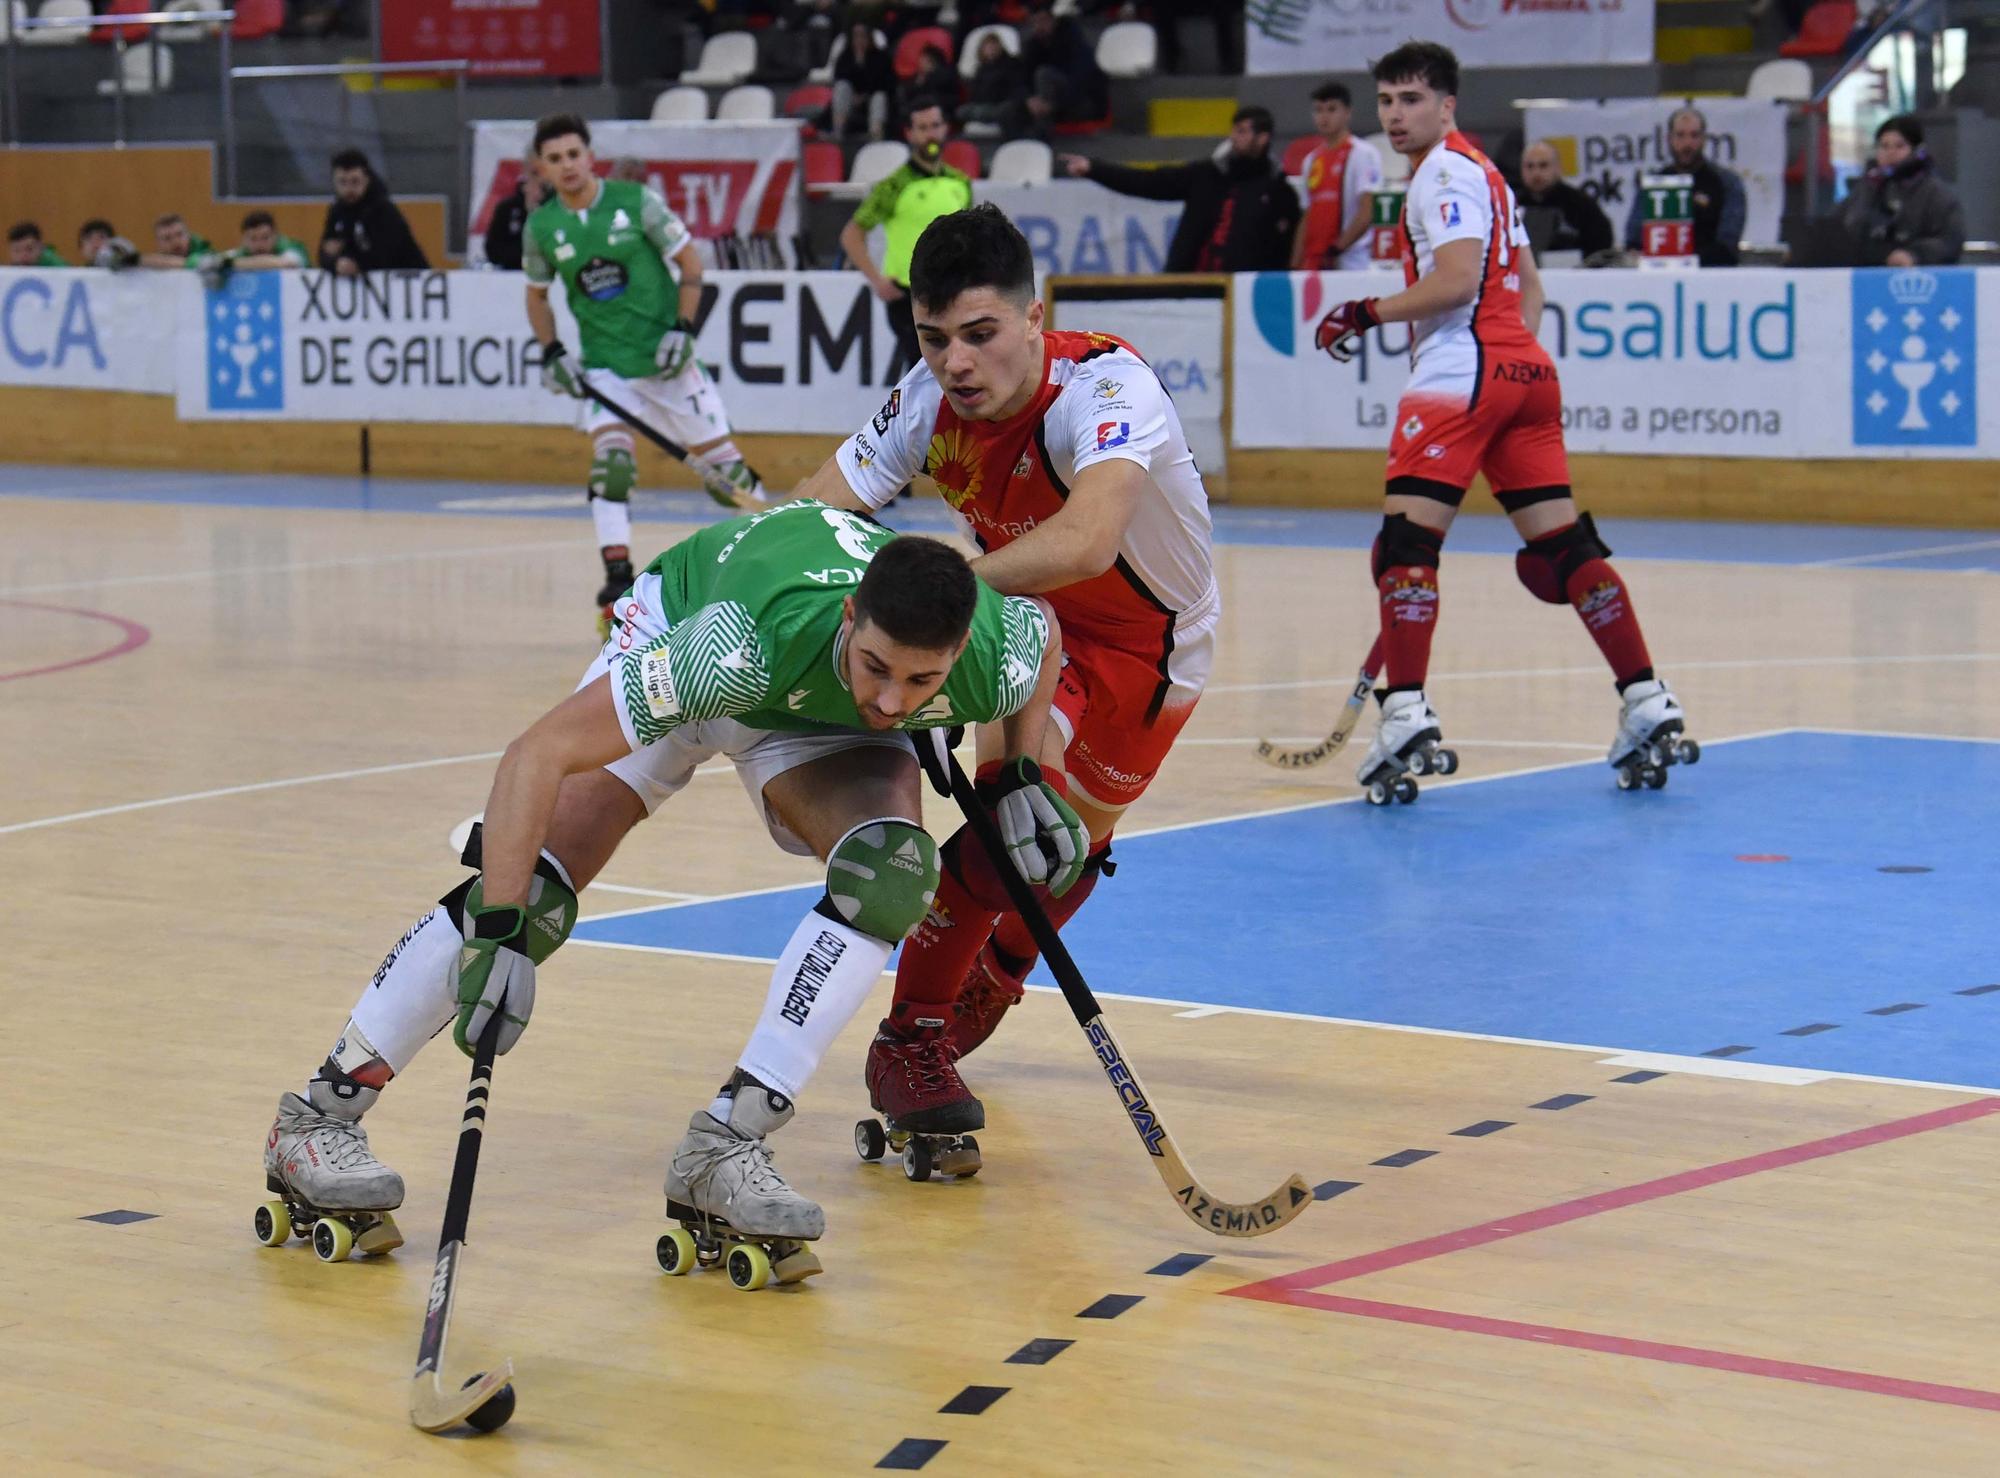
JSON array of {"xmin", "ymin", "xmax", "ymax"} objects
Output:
[
  {"xmin": 260, "ymin": 502, "xmax": 1066, "ymax": 1276},
  {"xmin": 1312, "ymin": 43, "xmax": 1695, "ymax": 794}
]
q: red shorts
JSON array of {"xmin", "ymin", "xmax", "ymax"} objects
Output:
[
  {"xmin": 1048, "ymin": 600, "xmax": 1216, "ymax": 811},
  {"xmin": 1386, "ymin": 358, "xmax": 1569, "ymax": 495}
]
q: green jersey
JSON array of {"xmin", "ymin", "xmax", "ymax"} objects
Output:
[
  {"xmin": 612, "ymin": 501, "xmax": 1048, "ymax": 747},
  {"xmin": 851, "ymin": 162, "xmax": 973, "ymax": 287},
  {"xmin": 521, "ymin": 178, "xmax": 692, "ymax": 379},
  {"xmin": 228, "ymin": 235, "xmax": 311, "ymax": 268},
  {"xmin": 30, "ymin": 246, "xmax": 66, "ymax": 267}
]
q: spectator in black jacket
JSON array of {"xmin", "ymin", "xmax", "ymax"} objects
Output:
[
  {"xmin": 482, "ymin": 152, "xmax": 552, "ymax": 271},
  {"xmin": 1620, "ymin": 108, "xmax": 1745, "ymax": 267},
  {"xmin": 831, "ymin": 22, "xmax": 896, "ymax": 140},
  {"xmin": 1022, "ymin": 5, "xmax": 1108, "ymax": 134},
  {"xmin": 1517, "ymin": 141, "xmax": 1614, "ymax": 259},
  {"xmin": 1834, "ymin": 114, "xmax": 1965, "ymax": 266},
  {"xmin": 1059, "ymin": 105, "xmax": 1301, "ymax": 271},
  {"xmin": 904, "ymin": 45, "xmax": 961, "ymax": 126},
  {"xmin": 960, "ymin": 32, "xmax": 1029, "ymax": 138},
  {"xmin": 319, "ymin": 149, "xmax": 430, "ymax": 276}
]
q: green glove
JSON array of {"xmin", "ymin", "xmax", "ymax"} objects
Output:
[
  {"xmin": 453, "ymin": 903, "xmax": 537, "ymax": 1056},
  {"xmin": 987, "ymin": 757, "xmax": 1088, "ymax": 898}
]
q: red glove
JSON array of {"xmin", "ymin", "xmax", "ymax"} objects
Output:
[{"xmin": 1314, "ymin": 298, "xmax": 1381, "ymax": 362}]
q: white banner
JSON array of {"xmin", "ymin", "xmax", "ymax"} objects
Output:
[
  {"xmin": 1526, "ymin": 98, "xmax": 1787, "ymax": 249},
  {"xmin": 1246, "ymin": 0, "xmax": 1653, "ymax": 75},
  {"xmin": 1233, "ymin": 268, "xmax": 1996, "ymax": 459},
  {"xmin": 972, "ymin": 181, "xmax": 1181, "ymax": 278},
  {"xmin": 466, "ymin": 120, "xmax": 801, "ymax": 265},
  {"xmin": 1051, "ymin": 287, "xmax": 1226, "ymax": 469},
  {"xmin": 176, "ymin": 268, "xmax": 904, "ymax": 432},
  {"xmin": 0, "ymin": 268, "xmax": 179, "ymax": 392}
]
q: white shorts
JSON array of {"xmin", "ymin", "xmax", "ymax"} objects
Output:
[
  {"xmin": 580, "ymin": 363, "xmax": 730, "ymax": 452},
  {"xmin": 578, "ymin": 591, "xmax": 911, "ymax": 857}
]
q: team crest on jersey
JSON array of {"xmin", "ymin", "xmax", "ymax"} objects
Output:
[
  {"xmin": 1402, "ymin": 414, "xmax": 1423, "ymax": 439},
  {"xmin": 1095, "ymin": 422, "xmax": 1130, "ymax": 451},
  {"xmin": 578, "ymin": 256, "xmax": 628, "ymax": 301},
  {"xmin": 1013, "ymin": 451, "xmax": 1032, "ymax": 479},
  {"xmin": 1093, "ymin": 377, "xmax": 1122, "ymax": 400},
  {"xmin": 1439, "ymin": 201, "xmax": 1462, "ymax": 228},
  {"xmin": 926, "ymin": 428, "xmax": 983, "ymax": 511}
]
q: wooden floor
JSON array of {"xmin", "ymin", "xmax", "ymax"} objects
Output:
[{"xmin": 5, "ymin": 486, "xmax": 2000, "ymax": 1474}]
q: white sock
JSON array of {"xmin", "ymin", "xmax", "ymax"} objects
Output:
[
  {"xmin": 592, "ymin": 496, "xmax": 632, "ymax": 552},
  {"xmin": 735, "ymin": 908, "xmax": 892, "ymax": 1101},
  {"xmin": 346, "ymin": 907, "xmax": 462, "ymax": 1073}
]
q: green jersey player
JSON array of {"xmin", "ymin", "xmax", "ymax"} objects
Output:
[
  {"xmin": 257, "ymin": 503, "xmax": 1082, "ymax": 1280},
  {"xmin": 523, "ymin": 111, "xmax": 773, "ymax": 634}
]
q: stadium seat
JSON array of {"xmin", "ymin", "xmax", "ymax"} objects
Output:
[
  {"xmin": 651, "ymin": 85, "xmax": 709, "ymax": 122},
  {"xmin": 24, "ymin": 0, "xmax": 90, "ymax": 46},
  {"xmin": 94, "ymin": 0, "xmax": 152, "ymax": 44},
  {"xmin": 785, "ymin": 83, "xmax": 832, "ymax": 118},
  {"xmin": 231, "ymin": 0, "xmax": 281, "ymax": 39},
  {"xmin": 940, "ymin": 138, "xmax": 981, "ymax": 177},
  {"xmin": 849, "ymin": 139, "xmax": 911, "ymax": 189},
  {"xmin": 988, "ymin": 138, "xmax": 1052, "ymax": 185},
  {"xmin": 682, "ymin": 31, "xmax": 757, "ymax": 86},
  {"xmin": 895, "ymin": 26, "xmax": 954, "ymax": 80},
  {"xmin": 804, "ymin": 140, "xmax": 846, "ymax": 193},
  {"xmin": 717, "ymin": 84, "xmax": 776, "ymax": 121},
  {"xmin": 1095, "ymin": 21, "xmax": 1157, "ymax": 79},
  {"xmin": 1281, "ymin": 136, "xmax": 1317, "ymax": 176},
  {"xmin": 96, "ymin": 38, "xmax": 173, "ymax": 93},
  {"xmin": 1780, "ymin": 0, "xmax": 1855, "ymax": 57},
  {"xmin": 158, "ymin": 0, "xmax": 212, "ymax": 41},
  {"xmin": 1746, "ymin": 57, "xmax": 1813, "ymax": 100},
  {"xmin": 811, "ymin": 29, "xmax": 888, "ymax": 84},
  {"xmin": 957, "ymin": 23, "xmax": 1019, "ymax": 78},
  {"xmin": 0, "ymin": 0, "xmax": 19, "ymax": 41}
]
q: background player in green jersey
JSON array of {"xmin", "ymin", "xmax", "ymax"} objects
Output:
[
  {"xmin": 259, "ymin": 503, "xmax": 1077, "ymax": 1275},
  {"xmin": 523, "ymin": 113, "xmax": 772, "ymax": 632}
]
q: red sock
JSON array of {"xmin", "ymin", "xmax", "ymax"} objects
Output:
[
  {"xmin": 889, "ymin": 865, "xmax": 999, "ymax": 1030},
  {"xmin": 1377, "ymin": 565, "xmax": 1440, "ymax": 689},
  {"xmin": 988, "ymin": 840, "xmax": 1111, "ymax": 968},
  {"xmin": 1564, "ymin": 558, "xmax": 1653, "ymax": 686}
]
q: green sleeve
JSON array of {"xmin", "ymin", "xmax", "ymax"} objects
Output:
[
  {"xmin": 932, "ymin": 591, "xmax": 1049, "ymax": 726},
  {"xmin": 279, "ymin": 237, "xmax": 311, "ymax": 269},
  {"xmin": 521, "ymin": 217, "xmax": 554, "ymax": 285},
  {"xmin": 640, "ymin": 185, "xmax": 693, "ymax": 263},
  {"xmin": 851, "ymin": 171, "xmax": 905, "ymax": 232},
  {"xmin": 617, "ymin": 599, "xmax": 773, "ymax": 747},
  {"xmin": 37, "ymin": 247, "xmax": 67, "ymax": 267}
]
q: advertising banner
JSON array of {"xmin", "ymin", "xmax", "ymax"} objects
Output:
[
  {"xmin": 380, "ymin": 0, "xmax": 601, "ymax": 79},
  {"xmin": 1246, "ymin": 0, "xmax": 1654, "ymax": 76},
  {"xmin": 467, "ymin": 121, "xmax": 800, "ymax": 261},
  {"xmin": 0, "ymin": 268, "xmax": 178, "ymax": 393},
  {"xmin": 1233, "ymin": 267, "xmax": 1994, "ymax": 459},
  {"xmin": 972, "ymin": 181, "xmax": 1181, "ymax": 278}
]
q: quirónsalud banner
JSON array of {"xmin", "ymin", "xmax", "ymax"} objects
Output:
[
  {"xmin": 1246, "ymin": 0, "xmax": 1654, "ymax": 75},
  {"xmin": 1233, "ymin": 267, "xmax": 1994, "ymax": 459}
]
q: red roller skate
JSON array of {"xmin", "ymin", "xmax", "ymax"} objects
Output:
[{"xmin": 857, "ymin": 1015, "xmax": 984, "ymax": 1182}]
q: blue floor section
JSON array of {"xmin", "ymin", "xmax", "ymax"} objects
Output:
[
  {"xmin": 576, "ymin": 732, "xmax": 2000, "ymax": 1089},
  {"xmin": 5, "ymin": 463, "xmax": 2000, "ymax": 570}
]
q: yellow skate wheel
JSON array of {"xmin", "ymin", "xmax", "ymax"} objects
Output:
[
  {"xmin": 656, "ymin": 1227, "xmax": 698, "ymax": 1276},
  {"xmin": 726, "ymin": 1242, "xmax": 772, "ymax": 1291},
  {"xmin": 311, "ymin": 1217, "xmax": 355, "ymax": 1264},
  {"xmin": 253, "ymin": 1200, "xmax": 292, "ymax": 1247}
]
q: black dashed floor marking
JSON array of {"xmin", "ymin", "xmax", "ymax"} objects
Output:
[
  {"xmin": 1612, "ymin": 1070, "xmax": 1667, "ymax": 1084},
  {"xmin": 1877, "ymin": 865, "xmax": 1933, "ymax": 874},
  {"xmin": 876, "ymin": 1438, "xmax": 947, "ymax": 1470},
  {"xmin": 79, "ymin": 1210, "xmax": 156, "ymax": 1225},
  {"xmin": 1372, "ymin": 1149, "xmax": 1437, "ymax": 1168},
  {"xmin": 1147, "ymin": 1253, "xmax": 1213, "ymax": 1277},
  {"xmin": 1868, "ymin": 1002, "xmax": 1925, "ymax": 1015},
  {"xmin": 1780, "ymin": 1022, "xmax": 1840, "ymax": 1036},
  {"xmin": 1451, "ymin": 1119, "xmax": 1514, "ymax": 1137},
  {"xmin": 1078, "ymin": 1294, "xmax": 1143, "ymax": 1320},
  {"xmin": 1530, "ymin": 1094, "xmax": 1594, "ymax": 1111},
  {"xmin": 1701, "ymin": 1045, "xmax": 1754, "ymax": 1058},
  {"xmin": 1958, "ymin": 984, "xmax": 2000, "ymax": 996},
  {"xmin": 1313, "ymin": 1179, "xmax": 1362, "ymax": 1201},
  {"xmin": 1005, "ymin": 1339, "xmax": 1073, "ymax": 1365},
  {"xmin": 940, "ymin": 1386, "xmax": 1009, "ymax": 1416}
]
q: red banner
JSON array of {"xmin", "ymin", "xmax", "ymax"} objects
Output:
[{"xmin": 380, "ymin": 0, "xmax": 601, "ymax": 80}]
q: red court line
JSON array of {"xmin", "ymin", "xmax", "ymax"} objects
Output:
[{"xmin": 0, "ymin": 598, "xmax": 151, "ymax": 684}]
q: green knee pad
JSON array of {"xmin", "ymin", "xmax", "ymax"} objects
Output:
[
  {"xmin": 589, "ymin": 446, "xmax": 636, "ymax": 503},
  {"xmin": 825, "ymin": 818, "xmax": 939, "ymax": 944},
  {"xmin": 442, "ymin": 826, "xmax": 578, "ymax": 964}
]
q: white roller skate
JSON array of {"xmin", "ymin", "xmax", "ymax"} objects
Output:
[
  {"xmin": 256, "ymin": 1091, "xmax": 405, "ymax": 1262},
  {"xmin": 1609, "ymin": 678, "xmax": 1700, "ymax": 791},
  {"xmin": 1356, "ymin": 690, "xmax": 1459, "ymax": 806},
  {"xmin": 659, "ymin": 1075, "xmax": 823, "ymax": 1291}
]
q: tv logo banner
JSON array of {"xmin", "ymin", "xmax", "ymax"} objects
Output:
[
  {"xmin": 0, "ymin": 268, "xmax": 177, "ymax": 392},
  {"xmin": 1246, "ymin": 0, "xmax": 1654, "ymax": 76}
]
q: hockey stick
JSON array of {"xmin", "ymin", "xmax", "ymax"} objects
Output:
[
  {"xmin": 408, "ymin": 1013, "xmax": 516, "ymax": 1435},
  {"xmin": 923, "ymin": 732, "xmax": 1312, "ymax": 1239},
  {"xmin": 578, "ymin": 377, "xmax": 771, "ymax": 510},
  {"xmin": 1254, "ymin": 635, "xmax": 1382, "ymax": 771}
]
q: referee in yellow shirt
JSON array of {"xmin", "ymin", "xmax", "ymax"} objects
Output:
[{"xmin": 838, "ymin": 97, "xmax": 975, "ymax": 378}]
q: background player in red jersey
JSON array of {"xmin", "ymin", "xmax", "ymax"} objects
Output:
[
  {"xmin": 1313, "ymin": 41, "xmax": 1696, "ymax": 796},
  {"xmin": 795, "ymin": 204, "xmax": 1222, "ymax": 1155}
]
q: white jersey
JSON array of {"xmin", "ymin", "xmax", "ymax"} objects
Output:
[
  {"xmin": 836, "ymin": 331, "xmax": 1218, "ymax": 639},
  {"xmin": 1297, "ymin": 134, "xmax": 1386, "ymax": 271}
]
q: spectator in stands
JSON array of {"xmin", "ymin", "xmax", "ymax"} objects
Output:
[
  {"xmin": 228, "ymin": 209, "xmax": 313, "ymax": 271},
  {"xmin": 483, "ymin": 152, "xmax": 554, "ymax": 271},
  {"xmin": 141, "ymin": 213, "xmax": 217, "ymax": 271},
  {"xmin": 1021, "ymin": 3, "xmax": 1109, "ymax": 136},
  {"xmin": 960, "ymin": 32, "xmax": 1029, "ymax": 139},
  {"xmin": 1291, "ymin": 81, "xmax": 1385, "ymax": 270},
  {"xmin": 7, "ymin": 222, "xmax": 65, "ymax": 267},
  {"xmin": 1516, "ymin": 141, "xmax": 1615, "ymax": 260},
  {"xmin": 319, "ymin": 149, "xmax": 430, "ymax": 277},
  {"xmin": 831, "ymin": 22, "xmax": 897, "ymax": 141},
  {"xmin": 1061, "ymin": 105, "xmax": 1300, "ymax": 271},
  {"xmin": 840, "ymin": 97, "xmax": 975, "ymax": 377},
  {"xmin": 905, "ymin": 45, "xmax": 962, "ymax": 126},
  {"xmin": 1834, "ymin": 114, "xmax": 1964, "ymax": 266},
  {"xmin": 77, "ymin": 219, "xmax": 114, "ymax": 263},
  {"xmin": 1621, "ymin": 107, "xmax": 1744, "ymax": 267}
]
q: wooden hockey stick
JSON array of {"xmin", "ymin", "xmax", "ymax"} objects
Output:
[
  {"xmin": 409, "ymin": 1014, "xmax": 516, "ymax": 1434},
  {"xmin": 1255, "ymin": 635, "xmax": 1383, "ymax": 771},
  {"xmin": 578, "ymin": 377, "xmax": 770, "ymax": 510},
  {"xmin": 925, "ymin": 733, "xmax": 1312, "ymax": 1239}
]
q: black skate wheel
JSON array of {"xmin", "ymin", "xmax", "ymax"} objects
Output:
[
  {"xmin": 1366, "ymin": 782, "xmax": 1390, "ymax": 806},
  {"xmin": 1393, "ymin": 776, "xmax": 1418, "ymax": 804},
  {"xmin": 1433, "ymin": 748, "xmax": 1459, "ymax": 776},
  {"xmin": 1644, "ymin": 765, "xmax": 1667, "ymax": 790},
  {"xmin": 1679, "ymin": 738, "xmax": 1701, "ymax": 765},
  {"xmin": 1616, "ymin": 765, "xmax": 1638, "ymax": 791},
  {"xmin": 1407, "ymin": 749, "xmax": 1430, "ymax": 776},
  {"xmin": 902, "ymin": 1137, "xmax": 934, "ymax": 1182},
  {"xmin": 854, "ymin": 1118, "xmax": 887, "ymax": 1163},
  {"xmin": 463, "ymin": 1375, "xmax": 516, "ymax": 1433}
]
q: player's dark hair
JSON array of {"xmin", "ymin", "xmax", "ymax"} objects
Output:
[
  {"xmin": 852, "ymin": 536, "xmax": 979, "ymax": 651},
  {"xmin": 241, "ymin": 209, "xmax": 276, "ymax": 231},
  {"xmin": 1311, "ymin": 80, "xmax": 1351, "ymax": 107},
  {"xmin": 329, "ymin": 147, "xmax": 373, "ymax": 174},
  {"xmin": 901, "ymin": 94, "xmax": 944, "ymax": 130},
  {"xmin": 909, "ymin": 203, "xmax": 1034, "ymax": 314},
  {"xmin": 78, "ymin": 217, "xmax": 115, "ymax": 242},
  {"xmin": 1233, "ymin": 104, "xmax": 1275, "ymax": 135},
  {"xmin": 1877, "ymin": 113, "xmax": 1923, "ymax": 147},
  {"xmin": 1373, "ymin": 41, "xmax": 1459, "ymax": 99},
  {"xmin": 533, "ymin": 112, "xmax": 592, "ymax": 154},
  {"xmin": 154, "ymin": 212, "xmax": 184, "ymax": 230},
  {"xmin": 7, "ymin": 221, "xmax": 40, "ymax": 244}
]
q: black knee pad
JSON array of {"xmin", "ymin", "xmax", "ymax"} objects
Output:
[
  {"xmin": 1372, "ymin": 513, "xmax": 1445, "ymax": 581},
  {"xmin": 1515, "ymin": 511, "xmax": 1611, "ymax": 604}
]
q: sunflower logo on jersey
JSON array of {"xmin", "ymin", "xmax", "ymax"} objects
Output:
[{"xmin": 926, "ymin": 429, "xmax": 983, "ymax": 512}]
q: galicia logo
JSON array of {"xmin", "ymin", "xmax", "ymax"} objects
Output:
[
  {"xmin": 206, "ymin": 270, "xmax": 283, "ymax": 411},
  {"xmin": 1851, "ymin": 268, "xmax": 1976, "ymax": 448}
]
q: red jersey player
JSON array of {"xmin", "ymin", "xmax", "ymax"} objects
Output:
[
  {"xmin": 797, "ymin": 204, "xmax": 1220, "ymax": 1165},
  {"xmin": 1313, "ymin": 42, "xmax": 1697, "ymax": 799}
]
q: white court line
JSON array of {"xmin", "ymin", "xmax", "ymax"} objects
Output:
[
  {"xmin": 1800, "ymin": 536, "xmax": 2000, "ymax": 570},
  {"xmin": 1184, "ymin": 735, "xmax": 1604, "ymax": 752},
  {"xmin": 1795, "ymin": 724, "xmax": 2000, "ymax": 747},
  {"xmin": 588, "ymin": 882, "xmax": 711, "ymax": 902},
  {"xmin": 1211, "ymin": 651, "xmax": 2000, "ymax": 696},
  {"xmin": 0, "ymin": 537, "xmax": 575, "ymax": 598}
]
